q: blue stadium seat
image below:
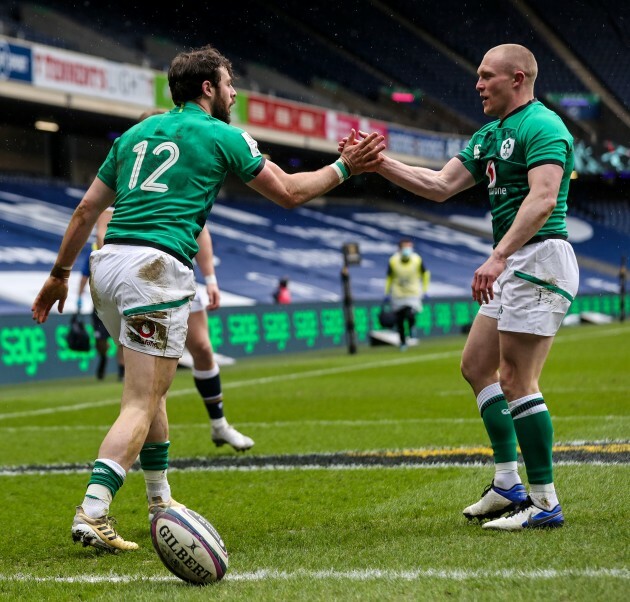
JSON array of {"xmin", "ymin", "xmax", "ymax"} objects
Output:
[{"xmin": 0, "ymin": 178, "xmax": 623, "ymax": 314}]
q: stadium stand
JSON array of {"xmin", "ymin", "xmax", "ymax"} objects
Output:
[
  {"xmin": 6, "ymin": 0, "xmax": 630, "ymax": 140},
  {"xmin": 10, "ymin": 0, "xmax": 630, "ymax": 143},
  {"xmin": 0, "ymin": 178, "xmax": 622, "ymax": 315},
  {"xmin": 0, "ymin": 1, "xmax": 628, "ymax": 317},
  {"xmin": 12, "ymin": 2, "xmax": 145, "ymax": 64},
  {"xmin": 569, "ymin": 181, "xmax": 630, "ymax": 237},
  {"xmin": 267, "ymin": 1, "xmax": 483, "ymax": 126},
  {"xmin": 4, "ymin": 1, "xmax": 478, "ymax": 133},
  {"xmin": 384, "ymin": 0, "xmax": 588, "ymax": 98},
  {"xmin": 525, "ymin": 0, "xmax": 630, "ymax": 110}
]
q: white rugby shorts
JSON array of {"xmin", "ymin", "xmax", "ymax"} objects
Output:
[
  {"xmin": 89, "ymin": 244, "xmax": 196, "ymax": 358},
  {"xmin": 478, "ymin": 239, "xmax": 579, "ymax": 336},
  {"xmin": 189, "ymin": 283, "xmax": 207, "ymax": 314}
]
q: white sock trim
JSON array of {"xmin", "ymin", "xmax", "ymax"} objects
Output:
[
  {"xmin": 96, "ymin": 457, "xmax": 126, "ymax": 480},
  {"xmin": 493, "ymin": 462, "xmax": 521, "ymax": 489},
  {"xmin": 83, "ymin": 485, "xmax": 112, "ymax": 518},
  {"xmin": 508, "ymin": 393, "xmax": 548, "ymax": 420},
  {"xmin": 476, "ymin": 382, "xmax": 503, "ymax": 413},
  {"xmin": 495, "ymin": 461, "xmax": 518, "ymax": 473},
  {"xmin": 143, "ymin": 469, "xmax": 168, "ymax": 483},
  {"xmin": 193, "ymin": 364, "xmax": 219, "ymax": 380}
]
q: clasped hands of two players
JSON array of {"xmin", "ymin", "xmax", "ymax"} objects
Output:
[
  {"xmin": 338, "ymin": 129, "xmax": 385, "ymax": 174},
  {"xmin": 193, "ymin": 131, "xmax": 383, "ymax": 312}
]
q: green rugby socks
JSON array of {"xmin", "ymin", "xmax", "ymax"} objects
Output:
[
  {"xmin": 82, "ymin": 458, "xmax": 126, "ymax": 518},
  {"xmin": 477, "ymin": 383, "xmax": 521, "ymax": 489},
  {"xmin": 509, "ymin": 393, "xmax": 555, "ymax": 485},
  {"xmin": 477, "ymin": 383, "xmax": 518, "ymax": 463}
]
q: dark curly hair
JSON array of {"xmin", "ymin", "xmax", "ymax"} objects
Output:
[{"xmin": 168, "ymin": 45, "xmax": 234, "ymax": 105}]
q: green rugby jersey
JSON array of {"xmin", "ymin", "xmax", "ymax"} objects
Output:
[
  {"xmin": 457, "ymin": 100, "xmax": 573, "ymax": 246},
  {"xmin": 98, "ymin": 102, "xmax": 265, "ymax": 267}
]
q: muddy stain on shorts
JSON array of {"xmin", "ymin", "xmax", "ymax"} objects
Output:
[
  {"xmin": 126, "ymin": 311, "xmax": 168, "ymax": 351},
  {"xmin": 535, "ymin": 276, "xmax": 561, "ymax": 307},
  {"xmin": 138, "ymin": 257, "xmax": 168, "ymax": 287}
]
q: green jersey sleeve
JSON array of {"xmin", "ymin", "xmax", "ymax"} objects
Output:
[
  {"xmin": 456, "ymin": 129, "xmax": 490, "ymax": 183},
  {"xmin": 217, "ymin": 126, "xmax": 266, "ymax": 182},
  {"xmin": 522, "ymin": 113, "xmax": 573, "ymax": 170}
]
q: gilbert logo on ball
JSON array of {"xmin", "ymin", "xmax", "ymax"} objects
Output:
[{"xmin": 151, "ymin": 506, "xmax": 229, "ymax": 585}]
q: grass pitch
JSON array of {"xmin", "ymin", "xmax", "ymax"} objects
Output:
[{"xmin": 0, "ymin": 322, "xmax": 628, "ymax": 601}]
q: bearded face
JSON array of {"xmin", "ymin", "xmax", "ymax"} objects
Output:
[
  {"xmin": 211, "ymin": 94, "xmax": 232, "ymax": 124},
  {"xmin": 210, "ymin": 67, "xmax": 235, "ymax": 124}
]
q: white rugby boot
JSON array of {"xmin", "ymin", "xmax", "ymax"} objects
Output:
[
  {"xmin": 463, "ymin": 481, "xmax": 527, "ymax": 522},
  {"xmin": 211, "ymin": 419, "xmax": 255, "ymax": 452},
  {"xmin": 483, "ymin": 496, "xmax": 565, "ymax": 530}
]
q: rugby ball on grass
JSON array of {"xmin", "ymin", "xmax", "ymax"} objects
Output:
[{"xmin": 151, "ymin": 506, "xmax": 228, "ymax": 584}]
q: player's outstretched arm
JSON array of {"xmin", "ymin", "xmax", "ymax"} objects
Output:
[
  {"xmin": 32, "ymin": 177, "xmax": 115, "ymax": 323},
  {"xmin": 247, "ymin": 129, "xmax": 385, "ymax": 208},
  {"xmin": 376, "ymin": 155, "xmax": 475, "ymax": 202},
  {"xmin": 338, "ymin": 130, "xmax": 475, "ymax": 202}
]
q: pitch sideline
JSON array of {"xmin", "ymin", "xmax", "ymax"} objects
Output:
[{"xmin": 0, "ymin": 567, "xmax": 628, "ymax": 584}]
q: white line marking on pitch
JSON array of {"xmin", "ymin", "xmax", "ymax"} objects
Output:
[
  {"xmin": 0, "ymin": 568, "xmax": 627, "ymax": 583},
  {"xmin": 0, "ymin": 415, "xmax": 627, "ymax": 434},
  {"xmin": 0, "ymin": 459, "xmax": 626, "ymax": 477}
]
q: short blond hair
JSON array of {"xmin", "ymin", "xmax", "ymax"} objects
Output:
[{"xmin": 486, "ymin": 44, "xmax": 538, "ymax": 86}]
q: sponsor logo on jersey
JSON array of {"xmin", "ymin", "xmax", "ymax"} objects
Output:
[
  {"xmin": 241, "ymin": 132, "xmax": 262, "ymax": 158},
  {"xmin": 500, "ymin": 137, "xmax": 515, "ymax": 160},
  {"xmin": 489, "ymin": 187, "xmax": 507, "ymax": 195},
  {"xmin": 485, "ymin": 160, "xmax": 496, "ymax": 187},
  {"xmin": 473, "ymin": 144, "xmax": 481, "ymax": 159},
  {"xmin": 486, "ymin": 159, "xmax": 506, "ymax": 195}
]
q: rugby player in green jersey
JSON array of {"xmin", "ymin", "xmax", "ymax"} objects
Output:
[
  {"xmin": 32, "ymin": 44, "xmax": 385, "ymax": 552},
  {"xmin": 343, "ymin": 44, "xmax": 578, "ymax": 530}
]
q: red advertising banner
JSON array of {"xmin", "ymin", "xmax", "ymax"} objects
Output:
[
  {"xmin": 247, "ymin": 93, "xmax": 327, "ymax": 138},
  {"xmin": 325, "ymin": 112, "xmax": 388, "ymax": 145}
]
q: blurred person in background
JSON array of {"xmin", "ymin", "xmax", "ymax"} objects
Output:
[
  {"xmin": 384, "ymin": 238, "xmax": 430, "ymax": 350},
  {"xmin": 182, "ymin": 225, "xmax": 256, "ymax": 452},
  {"xmin": 273, "ymin": 276, "xmax": 291, "ymax": 304}
]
